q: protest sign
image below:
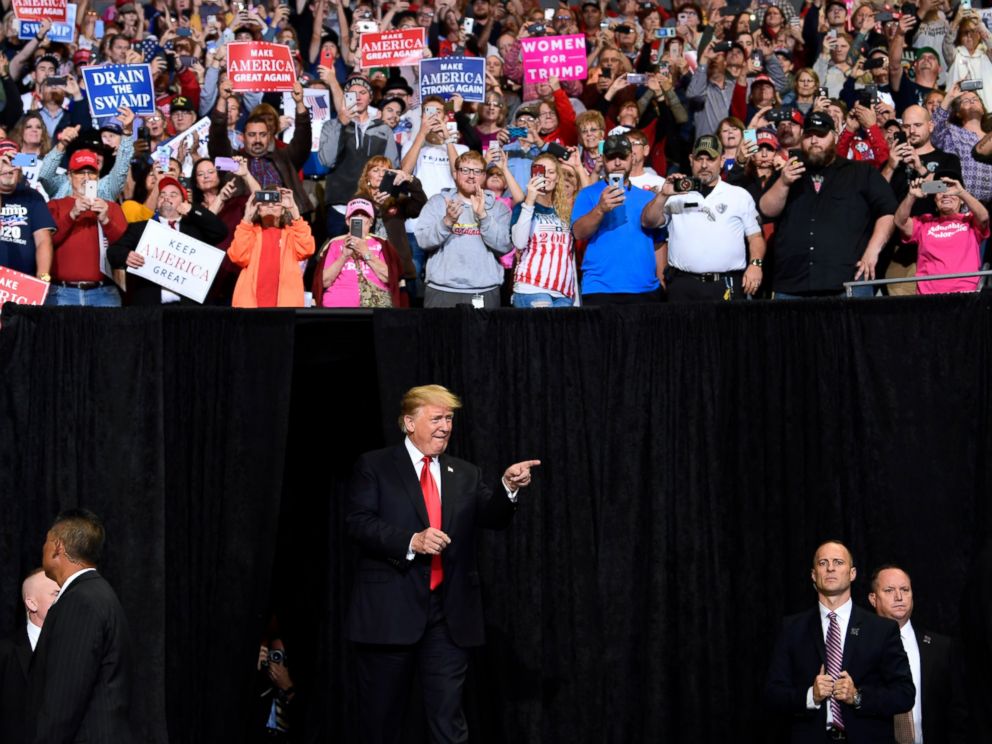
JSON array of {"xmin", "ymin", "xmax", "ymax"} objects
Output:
[
  {"xmin": 282, "ymin": 88, "xmax": 330, "ymax": 151},
  {"xmin": 520, "ymin": 34, "xmax": 587, "ymax": 83},
  {"xmin": 228, "ymin": 41, "xmax": 296, "ymax": 92},
  {"xmin": 419, "ymin": 57, "xmax": 485, "ymax": 103},
  {"xmin": 18, "ymin": 2, "xmax": 75, "ymax": 43},
  {"xmin": 360, "ymin": 28, "xmax": 425, "ymax": 68},
  {"xmin": 81, "ymin": 64, "xmax": 155, "ymax": 117},
  {"xmin": 158, "ymin": 117, "xmax": 211, "ymax": 177},
  {"xmin": 126, "ymin": 219, "xmax": 225, "ymax": 304},
  {"xmin": 0, "ymin": 266, "xmax": 49, "ymax": 307},
  {"xmin": 12, "ymin": 0, "xmax": 66, "ymax": 23}
]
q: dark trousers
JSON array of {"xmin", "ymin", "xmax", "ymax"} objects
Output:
[
  {"xmin": 667, "ymin": 270, "xmax": 745, "ymax": 302},
  {"xmin": 355, "ymin": 593, "xmax": 469, "ymax": 744}
]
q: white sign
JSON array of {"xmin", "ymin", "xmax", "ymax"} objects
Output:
[
  {"xmin": 281, "ymin": 89, "xmax": 330, "ymax": 152},
  {"xmin": 126, "ymin": 219, "xmax": 225, "ymax": 303},
  {"xmin": 158, "ymin": 116, "xmax": 212, "ymax": 177}
]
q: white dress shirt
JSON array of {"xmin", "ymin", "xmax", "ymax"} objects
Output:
[
  {"xmin": 55, "ymin": 567, "xmax": 96, "ymax": 601},
  {"xmin": 807, "ymin": 597, "xmax": 854, "ymax": 730},
  {"xmin": 900, "ymin": 620, "xmax": 924, "ymax": 744},
  {"xmin": 26, "ymin": 618, "xmax": 42, "ymax": 651}
]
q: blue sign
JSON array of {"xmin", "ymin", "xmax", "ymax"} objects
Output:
[
  {"xmin": 81, "ymin": 64, "xmax": 156, "ymax": 117},
  {"xmin": 18, "ymin": 2, "xmax": 76, "ymax": 43},
  {"xmin": 419, "ymin": 57, "xmax": 486, "ymax": 104}
]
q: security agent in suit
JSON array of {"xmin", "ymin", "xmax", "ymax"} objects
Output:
[
  {"xmin": 0, "ymin": 568, "xmax": 59, "ymax": 743},
  {"xmin": 868, "ymin": 565, "xmax": 968, "ymax": 744},
  {"xmin": 346, "ymin": 384, "xmax": 540, "ymax": 744},
  {"xmin": 26, "ymin": 508, "xmax": 135, "ymax": 744},
  {"xmin": 765, "ymin": 540, "xmax": 916, "ymax": 743}
]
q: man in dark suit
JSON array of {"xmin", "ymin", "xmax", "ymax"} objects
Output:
[
  {"xmin": 0, "ymin": 568, "xmax": 59, "ymax": 742},
  {"xmin": 26, "ymin": 508, "xmax": 135, "ymax": 744},
  {"xmin": 765, "ymin": 540, "xmax": 916, "ymax": 743},
  {"xmin": 106, "ymin": 175, "xmax": 228, "ymax": 305},
  {"xmin": 868, "ymin": 565, "xmax": 968, "ymax": 744},
  {"xmin": 347, "ymin": 384, "xmax": 540, "ymax": 744}
]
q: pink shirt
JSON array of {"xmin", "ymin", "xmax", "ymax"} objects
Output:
[
  {"xmin": 909, "ymin": 212, "xmax": 990, "ymax": 294},
  {"xmin": 321, "ymin": 236, "xmax": 389, "ymax": 307}
]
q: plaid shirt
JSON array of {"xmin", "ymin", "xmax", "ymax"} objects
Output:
[
  {"xmin": 931, "ymin": 105, "xmax": 992, "ymax": 203},
  {"xmin": 248, "ymin": 156, "xmax": 284, "ymax": 191}
]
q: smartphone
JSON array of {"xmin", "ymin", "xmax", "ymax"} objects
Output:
[
  {"xmin": 544, "ymin": 8, "xmax": 555, "ymax": 21},
  {"xmin": 626, "ymin": 73, "xmax": 647, "ymax": 84},
  {"xmin": 600, "ymin": 20, "xmax": 610, "ymax": 29},
  {"xmin": 462, "ymin": 17, "xmax": 474, "ymax": 34},
  {"xmin": 207, "ymin": 14, "xmax": 217, "ymax": 24},
  {"xmin": 532, "ymin": 163, "xmax": 546, "ymax": 179},
  {"xmin": 84, "ymin": 180, "xmax": 98, "ymax": 200},
  {"xmin": 137, "ymin": 125, "xmax": 150, "ymax": 141},
  {"xmin": 818, "ymin": 86, "xmax": 829, "ymax": 98},
  {"xmin": 864, "ymin": 57, "xmax": 886, "ymax": 70},
  {"xmin": 787, "ymin": 147, "xmax": 802, "ymax": 161},
  {"xmin": 608, "ymin": 172, "xmax": 624, "ymax": 190},
  {"xmin": 655, "ymin": 27, "xmax": 677, "ymax": 38},
  {"xmin": 320, "ymin": 46, "xmax": 335, "ymax": 68},
  {"xmin": 961, "ymin": 79, "xmax": 984, "ymax": 91},
  {"xmin": 179, "ymin": 55, "xmax": 198, "ymax": 68},
  {"xmin": 751, "ymin": 50, "xmax": 763, "ymax": 69},
  {"xmin": 527, "ymin": 23, "xmax": 545, "ymax": 34},
  {"xmin": 94, "ymin": 20, "xmax": 105, "ymax": 39},
  {"xmin": 445, "ymin": 112, "xmax": 458, "ymax": 138},
  {"xmin": 255, "ymin": 190, "xmax": 281, "ymax": 202},
  {"xmin": 356, "ymin": 20, "xmax": 377, "ymax": 33},
  {"xmin": 206, "ymin": 41, "xmax": 217, "ymax": 53},
  {"xmin": 350, "ymin": 217, "xmax": 364, "ymax": 237},
  {"xmin": 507, "ymin": 126, "xmax": 528, "ymax": 139},
  {"xmin": 712, "ymin": 41, "xmax": 733, "ymax": 53},
  {"xmin": 344, "ymin": 91, "xmax": 357, "ymax": 110},
  {"xmin": 921, "ymin": 180, "xmax": 948, "ymax": 194},
  {"xmin": 960, "ymin": 0, "xmax": 971, "ymax": 9},
  {"xmin": 379, "ymin": 170, "xmax": 397, "ymax": 194},
  {"xmin": 597, "ymin": 139, "xmax": 605, "ymax": 155},
  {"xmin": 827, "ymin": 28, "xmax": 838, "ymax": 39},
  {"xmin": 11, "ymin": 153, "xmax": 37, "ymax": 167},
  {"xmin": 46, "ymin": 76, "xmax": 67, "ymax": 87},
  {"xmin": 546, "ymin": 142, "xmax": 568, "ymax": 159},
  {"xmin": 216, "ymin": 156, "xmax": 240, "ymax": 172},
  {"xmin": 742, "ymin": 128, "xmax": 757, "ymax": 147}
]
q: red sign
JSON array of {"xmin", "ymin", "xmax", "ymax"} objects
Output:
[
  {"xmin": 12, "ymin": 0, "xmax": 67, "ymax": 22},
  {"xmin": 0, "ymin": 266, "xmax": 50, "ymax": 307},
  {"xmin": 359, "ymin": 28, "xmax": 426, "ymax": 69},
  {"xmin": 227, "ymin": 42, "xmax": 296, "ymax": 92}
]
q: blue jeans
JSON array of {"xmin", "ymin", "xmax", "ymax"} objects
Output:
[
  {"xmin": 511, "ymin": 292, "xmax": 574, "ymax": 308},
  {"xmin": 774, "ymin": 286, "xmax": 874, "ymax": 300},
  {"xmin": 47, "ymin": 285, "xmax": 121, "ymax": 307},
  {"xmin": 407, "ymin": 231, "xmax": 426, "ymax": 301}
]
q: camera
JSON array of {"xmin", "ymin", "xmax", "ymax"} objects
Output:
[
  {"xmin": 672, "ymin": 176, "xmax": 702, "ymax": 193},
  {"xmin": 712, "ymin": 40, "xmax": 734, "ymax": 53},
  {"xmin": 269, "ymin": 649, "xmax": 285, "ymax": 665},
  {"xmin": 766, "ymin": 107, "xmax": 794, "ymax": 124},
  {"xmin": 961, "ymin": 79, "xmax": 984, "ymax": 91},
  {"xmin": 527, "ymin": 23, "xmax": 545, "ymax": 34},
  {"xmin": 856, "ymin": 84, "xmax": 878, "ymax": 107},
  {"xmin": 921, "ymin": 180, "xmax": 948, "ymax": 194}
]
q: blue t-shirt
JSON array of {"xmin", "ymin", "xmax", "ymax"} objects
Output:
[
  {"xmin": 571, "ymin": 180, "xmax": 667, "ymax": 295},
  {"xmin": 0, "ymin": 181, "xmax": 55, "ymax": 276}
]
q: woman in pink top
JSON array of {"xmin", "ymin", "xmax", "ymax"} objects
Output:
[
  {"xmin": 315, "ymin": 199, "xmax": 391, "ymax": 307},
  {"xmin": 894, "ymin": 176, "xmax": 990, "ymax": 294}
]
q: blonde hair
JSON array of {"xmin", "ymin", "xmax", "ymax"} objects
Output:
[
  {"xmin": 398, "ymin": 385, "xmax": 463, "ymax": 432},
  {"xmin": 532, "ymin": 152, "xmax": 573, "ymax": 224}
]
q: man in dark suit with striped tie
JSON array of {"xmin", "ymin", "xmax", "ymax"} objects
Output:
[
  {"xmin": 26, "ymin": 508, "xmax": 135, "ymax": 744},
  {"xmin": 346, "ymin": 384, "xmax": 540, "ymax": 744},
  {"xmin": 764, "ymin": 540, "xmax": 916, "ymax": 743}
]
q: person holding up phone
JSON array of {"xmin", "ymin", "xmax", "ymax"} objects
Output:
[
  {"xmin": 509, "ymin": 154, "xmax": 577, "ymax": 307},
  {"xmin": 45, "ymin": 150, "xmax": 129, "ymax": 306},
  {"xmin": 227, "ymin": 187, "xmax": 315, "ymax": 308},
  {"xmin": 893, "ymin": 174, "xmax": 989, "ymax": 294},
  {"xmin": 312, "ymin": 197, "xmax": 393, "ymax": 307}
]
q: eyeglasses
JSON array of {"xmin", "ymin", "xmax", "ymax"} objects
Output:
[
  {"xmin": 458, "ymin": 167, "xmax": 484, "ymax": 176},
  {"xmin": 418, "ymin": 10, "xmax": 434, "ymax": 16},
  {"xmin": 538, "ymin": 111, "xmax": 557, "ymax": 119}
]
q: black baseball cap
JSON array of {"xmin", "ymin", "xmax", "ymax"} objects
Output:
[
  {"xmin": 803, "ymin": 110, "xmax": 834, "ymax": 135},
  {"xmin": 602, "ymin": 134, "xmax": 632, "ymax": 158}
]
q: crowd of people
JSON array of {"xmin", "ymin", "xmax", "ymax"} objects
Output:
[{"xmin": 0, "ymin": 0, "xmax": 991, "ymax": 308}]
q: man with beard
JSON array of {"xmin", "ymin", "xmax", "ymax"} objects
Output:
[
  {"xmin": 760, "ymin": 110, "xmax": 897, "ymax": 298},
  {"xmin": 209, "ymin": 80, "xmax": 312, "ymax": 220},
  {"xmin": 642, "ymin": 134, "xmax": 766, "ymax": 301},
  {"xmin": 0, "ymin": 139, "xmax": 54, "ymax": 282},
  {"xmin": 107, "ymin": 175, "xmax": 228, "ymax": 305},
  {"xmin": 775, "ymin": 106, "xmax": 804, "ymax": 151}
]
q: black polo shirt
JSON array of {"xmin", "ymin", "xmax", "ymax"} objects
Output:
[
  {"xmin": 767, "ymin": 157, "xmax": 897, "ymax": 294},
  {"xmin": 889, "ymin": 148, "xmax": 962, "ymax": 216}
]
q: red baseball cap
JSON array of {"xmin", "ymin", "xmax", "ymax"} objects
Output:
[
  {"xmin": 157, "ymin": 176, "xmax": 189, "ymax": 202},
  {"xmin": 68, "ymin": 149, "xmax": 100, "ymax": 172},
  {"xmin": 756, "ymin": 130, "xmax": 780, "ymax": 149}
]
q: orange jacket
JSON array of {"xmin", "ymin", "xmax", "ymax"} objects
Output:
[{"xmin": 228, "ymin": 219, "xmax": 315, "ymax": 308}]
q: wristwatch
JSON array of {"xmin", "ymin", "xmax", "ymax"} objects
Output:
[
  {"xmin": 852, "ymin": 690, "xmax": 862, "ymax": 709},
  {"xmin": 749, "ymin": 258, "xmax": 764, "ymax": 267}
]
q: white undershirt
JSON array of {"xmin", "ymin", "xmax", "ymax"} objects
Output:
[
  {"xmin": 26, "ymin": 618, "xmax": 41, "ymax": 651},
  {"xmin": 54, "ymin": 567, "xmax": 96, "ymax": 602},
  {"xmin": 806, "ymin": 597, "xmax": 854, "ymax": 730}
]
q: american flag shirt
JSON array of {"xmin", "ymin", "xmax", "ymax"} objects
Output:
[{"xmin": 510, "ymin": 202, "xmax": 576, "ymax": 299}]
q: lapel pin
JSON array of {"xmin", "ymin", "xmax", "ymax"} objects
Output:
[
  {"xmin": 850, "ymin": 627, "xmax": 860, "ymax": 637},
  {"xmin": 923, "ymin": 635, "xmax": 932, "ymax": 644},
  {"xmin": 447, "ymin": 466, "xmax": 454, "ymax": 472}
]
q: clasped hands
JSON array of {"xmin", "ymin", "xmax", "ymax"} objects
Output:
[{"xmin": 812, "ymin": 664, "xmax": 858, "ymax": 705}]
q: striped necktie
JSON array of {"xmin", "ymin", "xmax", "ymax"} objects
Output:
[{"xmin": 826, "ymin": 612, "xmax": 845, "ymax": 730}]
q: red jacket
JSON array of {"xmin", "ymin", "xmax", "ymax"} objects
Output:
[
  {"xmin": 540, "ymin": 88, "xmax": 578, "ymax": 147},
  {"xmin": 48, "ymin": 197, "xmax": 128, "ymax": 282},
  {"xmin": 837, "ymin": 124, "xmax": 890, "ymax": 170}
]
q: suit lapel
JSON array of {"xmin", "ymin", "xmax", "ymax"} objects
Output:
[
  {"xmin": 914, "ymin": 625, "xmax": 930, "ymax": 701},
  {"xmin": 809, "ymin": 609, "xmax": 826, "ymax": 665},
  {"xmin": 844, "ymin": 605, "xmax": 865, "ymax": 669},
  {"xmin": 392, "ymin": 444, "xmax": 430, "ymax": 528},
  {"xmin": 15, "ymin": 624, "xmax": 31, "ymax": 680},
  {"xmin": 439, "ymin": 454, "xmax": 459, "ymax": 534}
]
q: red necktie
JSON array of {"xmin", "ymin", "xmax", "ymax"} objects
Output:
[
  {"xmin": 169, "ymin": 220, "xmax": 177, "ymax": 230},
  {"xmin": 420, "ymin": 456, "xmax": 443, "ymax": 590}
]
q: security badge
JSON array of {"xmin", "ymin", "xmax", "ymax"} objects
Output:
[{"xmin": 716, "ymin": 203, "xmax": 727, "ymax": 214}]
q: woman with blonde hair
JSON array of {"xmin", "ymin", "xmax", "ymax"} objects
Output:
[
  {"xmin": 509, "ymin": 152, "xmax": 577, "ymax": 307},
  {"xmin": 944, "ymin": 14, "xmax": 992, "ymax": 111}
]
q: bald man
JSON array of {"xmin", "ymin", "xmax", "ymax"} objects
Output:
[
  {"xmin": 0, "ymin": 569, "xmax": 60, "ymax": 742},
  {"xmin": 880, "ymin": 104, "xmax": 963, "ymax": 294}
]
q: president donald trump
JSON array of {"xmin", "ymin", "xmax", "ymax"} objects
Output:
[{"xmin": 346, "ymin": 384, "xmax": 539, "ymax": 744}]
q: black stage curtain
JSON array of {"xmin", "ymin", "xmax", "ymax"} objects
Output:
[
  {"xmin": 2, "ymin": 298, "xmax": 991, "ymax": 743},
  {"xmin": 0, "ymin": 306, "xmax": 296, "ymax": 744}
]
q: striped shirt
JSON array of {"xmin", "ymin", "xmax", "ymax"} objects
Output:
[{"xmin": 510, "ymin": 202, "xmax": 576, "ymax": 299}]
